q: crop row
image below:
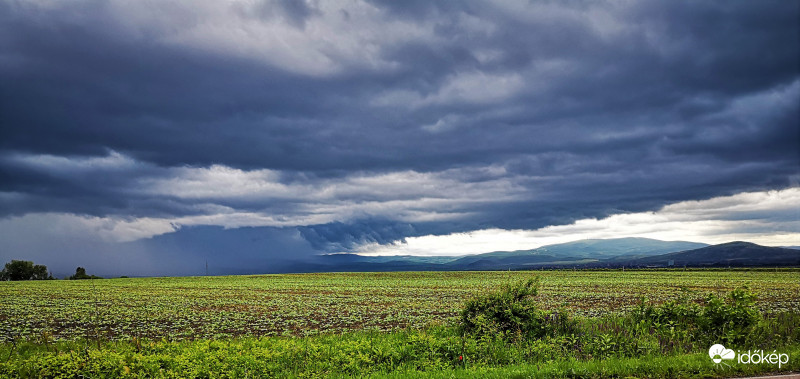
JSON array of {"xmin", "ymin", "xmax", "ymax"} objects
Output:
[{"xmin": 1, "ymin": 270, "xmax": 798, "ymax": 342}]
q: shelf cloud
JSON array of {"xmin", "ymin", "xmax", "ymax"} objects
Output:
[{"xmin": 0, "ymin": 0, "xmax": 797, "ymax": 274}]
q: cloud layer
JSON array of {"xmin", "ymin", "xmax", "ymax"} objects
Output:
[
  {"xmin": 351, "ymin": 188, "xmax": 800, "ymax": 256},
  {"xmin": 0, "ymin": 0, "xmax": 797, "ymax": 272}
]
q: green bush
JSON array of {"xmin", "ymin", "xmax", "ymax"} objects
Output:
[
  {"xmin": 632, "ymin": 287, "xmax": 762, "ymax": 345},
  {"xmin": 631, "ymin": 294, "xmax": 701, "ymax": 327},
  {"xmin": 701, "ymin": 288, "xmax": 761, "ymax": 343},
  {"xmin": 460, "ymin": 278, "xmax": 548, "ymax": 340}
]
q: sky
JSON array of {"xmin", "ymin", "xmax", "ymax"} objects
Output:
[{"xmin": 0, "ymin": 0, "xmax": 798, "ymax": 276}]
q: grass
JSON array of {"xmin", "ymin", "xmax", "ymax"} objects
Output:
[
  {"xmin": 1, "ymin": 322, "xmax": 797, "ymax": 378},
  {"xmin": 377, "ymin": 347, "xmax": 800, "ymax": 379}
]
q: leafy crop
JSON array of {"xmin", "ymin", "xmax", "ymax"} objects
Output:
[
  {"xmin": 1, "ymin": 270, "xmax": 798, "ymax": 343},
  {"xmin": 0, "ymin": 276, "xmax": 799, "ymax": 378}
]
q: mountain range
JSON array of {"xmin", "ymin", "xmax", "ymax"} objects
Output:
[
  {"xmin": 97, "ymin": 228, "xmax": 799, "ymax": 276},
  {"xmin": 303, "ymin": 238, "xmax": 800, "ymax": 272},
  {"xmin": 623, "ymin": 241, "xmax": 800, "ymax": 267}
]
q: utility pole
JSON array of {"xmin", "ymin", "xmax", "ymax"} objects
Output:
[{"xmin": 205, "ymin": 259, "xmax": 209, "ymax": 276}]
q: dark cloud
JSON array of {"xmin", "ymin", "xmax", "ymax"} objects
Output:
[
  {"xmin": 0, "ymin": 0, "xmax": 797, "ymax": 265},
  {"xmin": 0, "ymin": 221, "xmax": 317, "ymax": 277},
  {"xmin": 299, "ymin": 220, "xmax": 418, "ymax": 252},
  {"xmin": 129, "ymin": 225, "xmax": 319, "ymax": 275}
]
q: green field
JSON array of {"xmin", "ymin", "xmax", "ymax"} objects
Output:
[
  {"xmin": 2, "ymin": 270, "xmax": 799, "ymax": 342},
  {"xmin": 1, "ymin": 269, "xmax": 799, "ymax": 378}
]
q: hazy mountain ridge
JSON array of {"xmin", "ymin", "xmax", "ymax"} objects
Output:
[
  {"xmin": 445, "ymin": 238, "xmax": 708, "ymax": 268},
  {"xmin": 624, "ymin": 241, "xmax": 800, "ymax": 267},
  {"xmin": 308, "ymin": 239, "xmax": 798, "ymax": 272}
]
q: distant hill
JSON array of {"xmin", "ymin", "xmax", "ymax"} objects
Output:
[
  {"xmin": 627, "ymin": 241, "xmax": 800, "ymax": 267},
  {"xmin": 305, "ymin": 237, "xmax": 712, "ymax": 272},
  {"xmin": 303, "ymin": 254, "xmax": 456, "ymax": 272},
  {"xmin": 304, "ymin": 240, "xmax": 799, "ymax": 272},
  {"xmin": 443, "ymin": 238, "xmax": 707, "ymax": 269},
  {"xmin": 317, "ymin": 254, "xmax": 459, "ymax": 265},
  {"xmin": 533, "ymin": 238, "xmax": 708, "ymax": 258}
]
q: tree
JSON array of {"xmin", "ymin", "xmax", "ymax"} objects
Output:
[
  {"xmin": 69, "ymin": 267, "xmax": 101, "ymax": 280},
  {"xmin": 0, "ymin": 260, "xmax": 53, "ymax": 281}
]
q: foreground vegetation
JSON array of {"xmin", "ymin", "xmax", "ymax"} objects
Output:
[
  {"xmin": 2, "ymin": 326, "xmax": 798, "ymax": 378},
  {"xmin": 1, "ymin": 270, "xmax": 798, "ymax": 377}
]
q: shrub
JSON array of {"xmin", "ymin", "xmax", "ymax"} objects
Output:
[
  {"xmin": 631, "ymin": 295, "xmax": 701, "ymax": 327},
  {"xmin": 632, "ymin": 287, "xmax": 762, "ymax": 345},
  {"xmin": 460, "ymin": 277, "xmax": 548, "ymax": 340},
  {"xmin": 700, "ymin": 288, "xmax": 761, "ymax": 344}
]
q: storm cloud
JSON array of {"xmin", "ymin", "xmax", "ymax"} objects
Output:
[{"xmin": 0, "ymin": 0, "xmax": 797, "ymax": 273}]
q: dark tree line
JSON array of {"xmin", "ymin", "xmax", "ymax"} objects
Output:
[
  {"xmin": 1, "ymin": 260, "xmax": 103, "ymax": 280},
  {"xmin": 0, "ymin": 260, "xmax": 53, "ymax": 281}
]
